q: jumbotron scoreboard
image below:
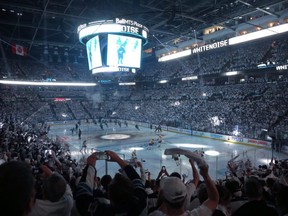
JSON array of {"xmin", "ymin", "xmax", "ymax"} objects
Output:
[{"xmin": 77, "ymin": 18, "xmax": 149, "ymax": 74}]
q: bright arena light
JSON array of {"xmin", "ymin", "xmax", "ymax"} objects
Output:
[
  {"xmin": 181, "ymin": 76, "xmax": 198, "ymax": 81},
  {"xmin": 205, "ymin": 150, "xmax": 220, "ymax": 156},
  {"xmin": 100, "ymin": 134, "xmax": 131, "ymax": 140},
  {"xmin": 162, "ymin": 154, "xmax": 168, "ymax": 160},
  {"xmin": 258, "ymin": 158, "xmax": 272, "ymax": 165},
  {"xmin": 119, "ymin": 82, "xmax": 136, "ymax": 86},
  {"xmin": 229, "ymin": 23, "xmax": 288, "ymax": 45},
  {"xmin": 158, "ymin": 49, "xmax": 192, "ymax": 62},
  {"xmin": 159, "ymin": 80, "xmax": 168, "ymax": 84},
  {"xmin": 129, "ymin": 147, "xmax": 144, "ymax": 151},
  {"xmin": 225, "ymin": 71, "xmax": 238, "ymax": 76},
  {"xmin": 0, "ymin": 80, "xmax": 96, "ymax": 86},
  {"xmin": 172, "ymin": 143, "xmax": 209, "ymax": 148}
]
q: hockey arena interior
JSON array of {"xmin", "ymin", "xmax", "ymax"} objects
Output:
[{"xmin": 0, "ymin": 0, "xmax": 288, "ymax": 216}]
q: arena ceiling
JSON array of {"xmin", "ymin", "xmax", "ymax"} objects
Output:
[{"xmin": 0, "ymin": 0, "xmax": 287, "ymax": 56}]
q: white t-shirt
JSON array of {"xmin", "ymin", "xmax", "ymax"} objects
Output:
[{"xmin": 28, "ymin": 184, "xmax": 73, "ymax": 216}]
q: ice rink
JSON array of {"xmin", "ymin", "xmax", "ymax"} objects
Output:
[{"xmin": 48, "ymin": 121, "xmax": 287, "ymax": 181}]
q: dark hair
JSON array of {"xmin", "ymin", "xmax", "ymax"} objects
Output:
[
  {"xmin": 225, "ymin": 179, "xmax": 241, "ymax": 194},
  {"xmin": 266, "ymin": 177, "xmax": 275, "ymax": 188},
  {"xmin": 145, "ymin": 180, "xmax": 152, "ymax": 188},
  {"xmin": 100, "ymin": 174, "xmax": 112, "ymax": 191},
  {"xmin": 0, "ymin": 161, "xmax": 35, "ymax": 216},
  {"xmin": 43, "ymin": 173, "xmax": 66, "ymax": 202},
  {"xmin": 170, "ymin": 172, "xmax": 181, "ymax": 179},
  {"xmin": 108, "ymin": 173, "xmax": 134, "ymax": 205},
  {"xmin": 197, "ymin": 183, "xmax": 208, "ymax": 204},
  {"xmin": 216, "ymin": 184, "xmax": 232, "ymax": 205},
  {"xmin": 276, "ymin": 184, "xmax": 288, "ymax": 214},
  {"xmin": 244, "ymin": 177, "xmax": 263, "ymax": 199}
]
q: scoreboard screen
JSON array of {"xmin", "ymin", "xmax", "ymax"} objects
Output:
[
  {"xmin": 86, "ymin": 35, "xmax": 102, "ymax": 70},
  {"xmin": 107, "ymin": 34, "xmax": 142, "ymax": 69},
  {"xmin": 78, "ymin": 18, "xmax": 148, "ymax": 74}
]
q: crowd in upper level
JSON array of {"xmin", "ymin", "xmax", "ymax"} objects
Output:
[{"xmin": 1, "ymin": 33, "xmax": 288, "ymax": 83}]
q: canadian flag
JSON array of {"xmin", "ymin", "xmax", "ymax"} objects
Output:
[{"xmin": 12, "ymin": 44, "xmax": 27, "ymax": 56}]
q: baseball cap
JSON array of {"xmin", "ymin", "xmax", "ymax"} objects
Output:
[{"xmin": 160, "ymin": 176, "xmax": 187, "ymax": 204}]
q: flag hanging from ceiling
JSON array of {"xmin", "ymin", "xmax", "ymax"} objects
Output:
[{"xmin": 12, "ymin": 44, "xmax": 27, "ymax": 56}]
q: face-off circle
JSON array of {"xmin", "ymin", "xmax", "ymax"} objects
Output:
[{"xmin": 100, "ymin": 133, "xmax": 131, "ymax": 140}]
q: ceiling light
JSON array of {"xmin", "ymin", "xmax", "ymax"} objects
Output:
[
  {"xmin": 159, "ymin": 80, "xmax": 168, "ymax": 84},
  {"xmin": 225, "ymin": 71, "xmax": 238, "ymax": 76},
  {"xmin": 158, "ymin": 49, "xmax": 191, "ymax": 62},
  {"xmin": 205, "ymin": 150, "xmax": 220, "ymax": 156},
  {"xmin": 118, "ymin": 82, "xmax": 136, "ymax": 86},
  {"xmin": 229, "ymin": 23, "xmax": 288, "ymax": 45},
  {"xmin": 182, "ymin": 76, "xmax": 198, "ymax": 81},
  {"xmin": 0, "ymin": 80, "xmax": 96, "ymax": 86}
]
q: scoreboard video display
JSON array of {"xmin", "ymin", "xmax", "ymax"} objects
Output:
[
  {"xmin": 107, "ymin": 34, "xmax": 142, "ymax": 69},
  {"xmin": 86, "ymin": 35, "xmax": 102, "ymax": 70},
  {"xmin": 78, "ymin": 18, "xmax": 148, "ymax": 74}
]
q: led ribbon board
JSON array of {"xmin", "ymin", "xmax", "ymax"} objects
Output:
[{"xmin": 78, "ymin": 18, "xmax": 149, "ymax": 45}]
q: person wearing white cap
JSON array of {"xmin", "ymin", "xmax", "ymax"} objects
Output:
[
  {"xmin": 149, "ymin": 163, "xmax": 219, "ymax": 216},
  {"xmin": 169, "ymin": 159, "xmax": 199, "ymax": 210}
]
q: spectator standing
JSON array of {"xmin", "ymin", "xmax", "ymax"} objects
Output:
[
  {"xmin": 28, "ymin": 165, "xmax": 73, "ymax": 216},
  {"xmin": 149, "ymin": 163, "xmax": 219, "ymax": 216},
  {"xmin": 231, "ymin": 177, "xmax": 278, "ymax": 216},
  {"xmin": 75, "ymin": 150, "xmax": 147, "ymax": 216}
]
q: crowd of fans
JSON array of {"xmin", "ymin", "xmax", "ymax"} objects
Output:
[
  {"xmin": 139, "ymin": 33, "xmax": 288, "ymax": 81},
  {"xmin": 0, "ymin": 117, "xmax": 287, "ymax": 216},
  {"xmin": 1, "ymin": 76, "xmax": 288, "ymax": 141},
  {"xmin": 101, "ymin": 80, "xmax": 288, "ymax": 142}
]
